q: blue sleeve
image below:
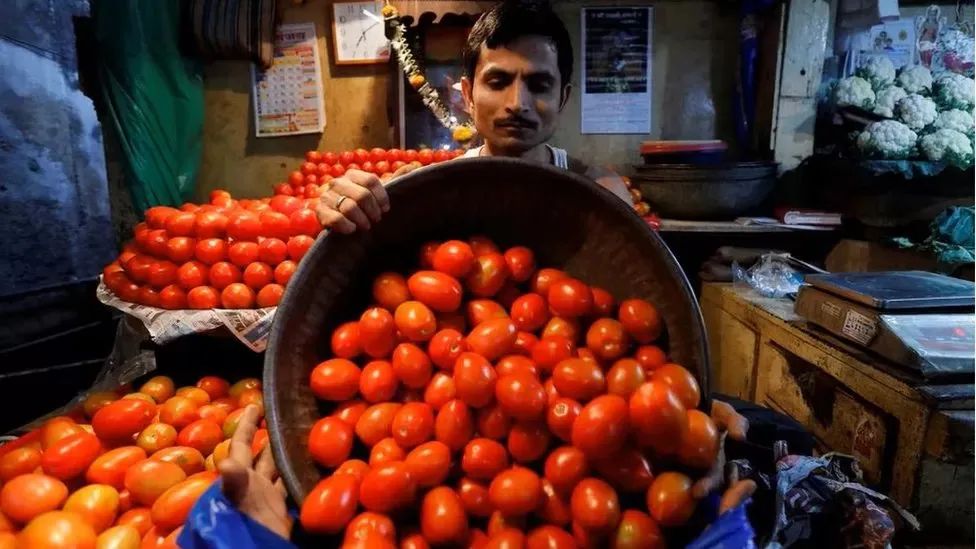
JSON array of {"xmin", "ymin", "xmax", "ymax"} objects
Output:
[
  {"xmin": 177, "ymin": 482, "xmax": 298, "ymax": 549},
  {"xmin": 686, "ymin": 497, "xmax": 756, "ymax": 549}
]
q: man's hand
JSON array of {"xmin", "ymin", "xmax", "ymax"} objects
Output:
[
  {"xmin": 692, "ymin": 399, "xmax": 756, "ymax": 513},
  {"xmin": 219, "ymin": 405, "xmax": 291, "ymax": 538},
  {"xmin": 314, "ymin": 163, "xmax": 420, "ymax": 234}
]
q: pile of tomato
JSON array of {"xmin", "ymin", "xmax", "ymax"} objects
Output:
[
  {"xmin": 0, "ymin": 373, "xmax": 266, "ymax": 548},
  {"xmin": 273, "ymin": 148, "xmax": 462, "ymax": 199},
  {"xmin": 102, "ymin": 190, "xmax": 325, "ymax": 310},
  {"xmin": 298, "ymin": 237, "xmax": 718, "ymax": 548}
]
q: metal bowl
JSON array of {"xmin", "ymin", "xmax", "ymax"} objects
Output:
[
  {"xmin": 263, "ymin": 157, "xmax": 709, "ymax": 503},
  {"xmin": 633, "ymin": 161, "xmax": 778, "ymax": 219}
]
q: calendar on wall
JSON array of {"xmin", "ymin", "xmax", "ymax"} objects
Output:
[{"xmin": 251, "ymin": 22, "xmax": 326, "ymax": 137}]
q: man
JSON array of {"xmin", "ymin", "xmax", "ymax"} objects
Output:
[
  {"xmin": 314, "ymin": 0, "xmax": 630, "ymax": 234},
  {"xmin": 209, "ymin": 1, "xmax": 757, "ymax": 542}
]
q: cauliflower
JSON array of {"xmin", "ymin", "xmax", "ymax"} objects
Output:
[
  {"xmin": 834, "ymin": 76, "xmax": 875, "ymax": 109},
  {"xmin": 919, "ymin": 129, "xmax": 974, "ymax": 168},
  {"xmin": 932, "ymin": 109, "xmax": 975, "ymax": 137},
  {"xmin": 873, "ymin": 86, "xmax": 907, "ymax": 117},
  {"xmin": 856, "ymin": 120, "xmax": 918, "ymax": 159},
  {"xmin": 856, "ymin": 56, "xmax": 896, "ymax": 90},
  {"xmin": 896, "ymin": 65, "xmax": 933, "ymax": 94},
  {"xmin": 932, "ymin": 72, "xmax": 975, "ymax": 111},
  {"xmin": 896, "ymin": 94, "xmax": 938, "ymax": 130}
]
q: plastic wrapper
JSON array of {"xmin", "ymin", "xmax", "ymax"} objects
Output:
[
  {"xmin": 179, "ymin": 482, "xmax": 296, "ymax": 549},
  {"xmin": 733, "ymin": 253, "xmax": 807, "ymax": 298},
  {"xmin": 96, "ymin": 280, "xmax": 275, "ymax": 352}
]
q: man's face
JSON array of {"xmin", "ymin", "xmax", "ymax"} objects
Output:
[{"xmin": 462, "ymin": 35, "xmax": 570, "ymax": 155}]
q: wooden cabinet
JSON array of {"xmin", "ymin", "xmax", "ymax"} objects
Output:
[{"xmin": 700, "ymin": 284, "xmax": 974, "ymax": 540}]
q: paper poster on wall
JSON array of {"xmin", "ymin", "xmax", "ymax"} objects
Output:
[
  {"xmin": 580, "ymin": 7, "xmax": 652, "ymax": 134},
  {"xmin": 860, "ymin": 19, "xmax": 917, "ymax": 69},
  {"xmin": 251, "ymin": 22, "xmax": 326, "ymax": 137}
]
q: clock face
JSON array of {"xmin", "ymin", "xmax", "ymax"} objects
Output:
[{"xmin": 333, "ymin": 1, "xmax": 391, "ymax": 64}]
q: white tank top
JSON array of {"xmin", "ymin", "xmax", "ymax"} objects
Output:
[{"xmin": 460, "ymin": 145, "xmax": 569, "ymax": 169}]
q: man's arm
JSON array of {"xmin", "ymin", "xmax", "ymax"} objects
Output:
[{"xmin": 585, "ymin": 164, "xmax": 633, "ymax": 204}]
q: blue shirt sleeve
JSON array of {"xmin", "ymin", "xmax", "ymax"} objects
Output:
[{"xmin": 177, "ymin": 481, "xmax": 297, "ymax": 549}]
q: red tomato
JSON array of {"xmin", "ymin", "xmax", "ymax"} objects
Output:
[
  {"xmin": 359, "ymin": 360, "xmax": 398, "ymax": 403},
  {"xmin": 195, "ymin": 211, "xmax": 229, "ymax": 239},
  {"xmin": 359, "ymin": 462, "xmax": 416, "ymax": 513},
  {"xmin": 677, "ymin": 409, "xmax": 719, "ymax": 469},
  {"xmin": 17, "ymin": 511, "xmax": 96, "ymax": 548},
  {"xmin": 85, "ymin": 446, "xmax": 146, "ymax": 489},
  {"xmin": 391, "ymin": 402, "xmax": 435, "ymax": 448},
  {"xmin": 618, "ymin": 299, "xmax": 662, "ymax": 344},
  {"xmin": 434, "ymin": 400, "xmax": 474, "ymax": 451},
  {"xmin": 502, "ymin": 247, "xmax": 535, "ymax": 282},
  {"xmin": 371, "ymin": 273, "xmax": 409, "ymax": 310},
  {"xmin": 592, "ymin": 447, "xmax": 654, "ymax": 493},
  {"xmin": 187, "ymin": 286, "xmax": 220, "ymax": 309},
  {"xmin": 495, "ymin": 374, "xmax": 546, "ymax": 421},
  {"xmin": 475, "ymin": 404, "xmax": 511, "ymax": 441},
  {"xmin": 586, "ymin": 318, "xmax": 628, "ymax": 362},
  {"xmin": 394, "ymin": 301, "xmax": 437, "ymax": 342},
  {"xmin": 417, "ymin": 149, "xmax": 434, "ymax": 165},
  {"xmin": 92, "ymin": 399, "xmax": 155, "ymax": 443},
  {"xmin": 628, "ymin": 381, "xmax": 688, "ymax": 455},
  {"xmin": 466, "ymin": 253, "xmax": 509, "ymax": 297},
  {"xmin": 466, "ymin": 300, "xmax": 507, "ymax": 327},
  {"xmin": 287, "ymin": 235, "xmax": 313, "ymax": 261},
  {"xmin": 507, "ymin": 421, "xmax": 551, "ymax": 463},
  {"xmin": 259, "ymin": 211, "xmax": 291, "ymax": 240},
  {"xmin": 150, "ymin": 447, "xmax": 206, "ymax": 476},
  {"xmin": 646, "ymin": 472, "xmax": 695, "ymax": 527},
  {"xmin": 427, "ymin": 329, "xmax": 467, "ymax": 371},
  {"xmin": 116, "ymin": 508, "xmax": 152, "ymax": 537},
  {"xmin": 270, "ymin": 195, "xmax": 303, "ymax": 216},
  {"xmin": 461, "ymin": 438, "xmax": 509, "ymax": 480},
  {"xmin": 423, "ymin": 372, "xmax": 456, "ymax": 410},
  {"xmin": 407, "ymin": 271, "xmax": 462, "ymax": 313},
  {"xmin": 488, "ymin": 467, "xmax": 542, "ymax": 516},
  {"xmin": 333, "ymin": 400, "xmax": 368, "ymax": 428},
  {"xmin": 176, "ymin": 261, "xmax": 207, "ymax": 290},
  {"xmin": 165, "ymin": 237, "xmax": 196, "ymax": 263},
  {"xmin": 124, "ymin": 460, "xmax": 186, "ymax": 506},
  {"xmin": 0, "ymin": 474, "xmax": 68, "ymax": 523},
  {"xmin": 606, "ymin": 358, "xmax": 646, "ymax": 398},
  {"xmin": 391, "ymin": 343, "xmax": 433, "ymax": 389},
  {"xmin": 551, "ymin": 358, "xmax": 606, "ymax": 402},
  {"xmin": 242, "ymin": 262, "xmax": 273, "ymax": 289},
  {"xmin": 547, "ymin": 279, "xmax": 593, "ymax": 318},
  {"xmin": 257, "ymin": 238, "xmax": 288, "ymax": 265},
  {"xmin": 63, "ymin": 484, "xmax": 119, "ymax": 533},
  {"xmin": 572, "ymin": 395, "xmax": 629, "ymax": 457},
  {"xmin": 543, "ymin": 446, "xmax": 589, "ymax": 495},
  {"xmin": 360, "ymin": 307, "xmax": 397, "ymax": 357},
  {"xmin": 256, "ymin": 283, "xmax": 284, "ymax": 307},
  {"xmin": 402, "ymin": 441, "xmax": 450, "ymax": 487},
  {"xmin": 274, "ymin": 260, "xmax": 296, "ymax": 285},
  {"xmin": 300, "ymin": 473, "xmax": 359, "ymax": 534},
  {"xmin": 176, "ymin": 420, "xmax": 222, "ymax": 455},
  {"xmin": 457, "ymin": 478, "xmax": 492, "ymax": 518},
  {"xmin": 531, "ymin": 336, "xmax": 575, "ymax": 373},
  {"xmin": 159, "ymin": 397, "xmax": 200, "ymax": 430},
  {"xmin": 197, "ymin": 404, "xmax": 228, "ymax": 425},
  {"xmin": 651, "ymin": 364, "xmax": 700, "ymax": 409},
  {"xmin": 194, "ymin": 238, "xmax": 227, "ymax": 265},
  {"xmin": 467, "ymin": 236, "xmax": 499, "ymax": 256},
  {"xmin": 634, "ymin": 346, "xmax": 668, "ymax": 372},
  {"xmin": 432, "ymin": 241, "xmax": 475, "ymax": 278},
  {"xmin": 418, "ymin": 241, "xmax": 440, "ymax": 268},
  {"xmin": 220, "ymin": 283, "xmax": 255, "ymax": 308},
  {"xmin": 353, "ymin": 148, "xmax": 370, "ymax": 164},
  {"xmin": 289, "ymin": 208, "xmax": 321, "ymax": 237},
  {"xmin": 466, "ymin": 318, "xmax": 517, "ymax": 360},
  {"xmin": 589, "ymin": 287, "xmax": 614, "ymax": 316},
  {"xmin": 369, "ymin": 438, "xmax": 405, "ymax": 467},
  {"xmin": 136, "ymin": 423, "xmax": 178, "ymax": 454},
  {"xmin": 537, "ymin": 479, "xmax": 572, "ymax": 527},
  {"xmin": 611, "ymin": 510, "xmax": 665, "ymax": 549},
  {"xmin": 208, "ymin": 261, "xmax": 241, "ymax": 290},
  {"xmin": 310, "ymin": 358, "xmax": 361, "ymax": 401},
  {"xmin": 453, "ymin": 353, "xmax": 497, "ymax": 408},
  {"xmin": 150, "ymin": 474, "xmax": 215, "ymax": 531},
  {"xmin": 355, "ymin": 403, "xmax": 402, "ymax": 447},
  {"xmin": 546, "ymin": 397, "xmax": 581, "ymax": 443},
  {"xmin": 146, "ymin": 207, "xmax": 180, "ymax": 229},
  {"xmin": 0, "ymin": 446, "xmax": 42, "ymax": 482},
  {"xmin": 530, "ymin": 268, "xmax": 568, "ymax": 295},
  {"xmin": 158, "ymin": 285, "xmax": 187, "ymax": 309},
  {"xmin": 344, "ymin": 511, "xmax": 396, "ymax": 544},
  {"xmin": 420, "ymin": 486, "xmax": 468, "ymax": 544},
  {"xmin": 165, "ymin": 212, "xmax": 196, "ymax": 237},
  {"xmin": 510, "ymin": 293, "xmax": 550, "ymax": 332},
  {"xmin": 146, "ymin": 261, "xmax": 178, "ymax": 289},
  {"xmin": 571, "ymin": 478, "xmax": 621, "ymax": 533}
]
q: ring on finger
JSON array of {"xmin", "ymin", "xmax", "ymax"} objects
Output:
[{"xmin": 335, "ymin": 194, "xmax": 349, "ymax": 210}]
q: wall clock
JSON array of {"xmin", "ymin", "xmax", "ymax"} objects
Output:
[{"xmin": 332, "ymin": 1, "xmax": 391, "ymax": 65}]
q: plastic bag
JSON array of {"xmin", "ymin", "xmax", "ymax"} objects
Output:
[
  {"xmin": 688, "ymin": 500, "xmax": 757, "ymax": 549},
  {"xmin": 94, "ymin": 0, "xmax": 204, "ymax": 210},
  {"xmin": 179, "ymin": 482, "xmax": 296, "ymax": 549},
  {"xmin": 732, "ymin": 253, "xmax": 806, "ymax": 298}
]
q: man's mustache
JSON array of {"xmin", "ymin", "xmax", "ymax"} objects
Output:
[{"xmin": 494, "ymin": 116, "xmax": 538, "ymax": 129}]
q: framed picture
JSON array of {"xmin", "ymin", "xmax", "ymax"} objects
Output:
[
  {"xmin": 396, "ymin": 24, "xmax": 473, "ymax": 149},
  {"xmin": 332, "ymin": 1, "xmax": 391, "ymax": 65}
]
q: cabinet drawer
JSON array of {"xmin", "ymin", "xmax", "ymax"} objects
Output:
[{"xmin": 758, "ymin": 341, "xmax": 890, "ymax": 486}]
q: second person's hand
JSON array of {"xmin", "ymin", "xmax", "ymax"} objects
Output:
[{"xmin": 315, "ymin": 169, "xmax": 390, "ymax": 234}]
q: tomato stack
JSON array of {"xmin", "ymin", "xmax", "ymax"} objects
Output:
[
  {"xmin": 102, "ymin": 190, "xmax": 323, "ymax": 310},
  {"xmin": 0, "ymin": 374, "xmax": 266, "ymax": 548},
  {"xmin": 298, "ymin": 237, "xmax": 717, "ymax": 548},
  {"xmin": 273, "ymin": 148, "xmax": 462, "ymax": 198}
]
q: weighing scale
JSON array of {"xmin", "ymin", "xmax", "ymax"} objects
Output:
[{"xmin": 794, "ymin": 271, "xmax": 975, "ymax": 378}]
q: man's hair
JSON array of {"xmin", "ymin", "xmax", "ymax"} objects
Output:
[{"xmin": 462, "ymin": 1, "xmax": 573, "ymax": 88}]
